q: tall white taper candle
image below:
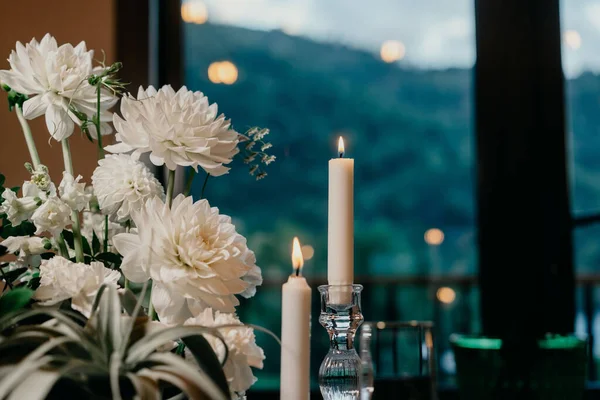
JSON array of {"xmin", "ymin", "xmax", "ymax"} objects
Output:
[
  {"xmin": 280, "ymin": 237, "xmax": 311, "ymax": 399},
  {"xmin": 328, "ymin": 137, "xmax": 354, "ymax": 286}
]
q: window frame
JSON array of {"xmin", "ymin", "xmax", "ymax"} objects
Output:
[{"xmin": 118, "ymin": 0, "xmax": 590, "ymax": 391}]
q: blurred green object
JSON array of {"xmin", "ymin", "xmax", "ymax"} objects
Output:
[{"xmin": 450, "ymin": 334, "xmax": 587, "ymax": 400}]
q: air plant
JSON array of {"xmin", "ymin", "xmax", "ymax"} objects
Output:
[{"xmin": 0, "ymin": 282, "xmax": 230, "ymax": 400}]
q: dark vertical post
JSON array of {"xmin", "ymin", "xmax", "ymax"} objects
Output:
[
  {"xmin": 155, "ymin": 0, "xmax": 182, "ymax": 88},
  {"xmin": 150, "ymin": 0, "xmax": 183, "ymax": 186},
  {"xmin": 116, "ymin": 0, "xmax": 150, "ymax": 89},
  {"xmin": 584, "ymin": 284, "xmax": 595, "ymax": 380},
  {"xmin": 475, "ymin": 0, "xmax": 574, "ymax": 339}
]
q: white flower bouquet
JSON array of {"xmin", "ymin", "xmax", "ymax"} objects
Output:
[{"xmin": 0, "ymin": 34, "xmax": 276, "ymax": 400}]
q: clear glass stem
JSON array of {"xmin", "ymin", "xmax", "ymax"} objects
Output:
[{"xmin": 319, "ymin": 285, "xmax": 364, "ymax": 400}]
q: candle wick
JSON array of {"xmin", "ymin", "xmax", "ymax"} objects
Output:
[
  {"xmin": 339, "ymin": 151, "xmax": 344, "ymax": 158},
  {"xmin": 295, "ymin": 267, "xmax": 301, "ymax": 277}
]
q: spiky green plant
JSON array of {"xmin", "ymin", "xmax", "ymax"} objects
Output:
[{"xmin": 0, "ymin": 282, "xmax": 230, "ymax": 400}]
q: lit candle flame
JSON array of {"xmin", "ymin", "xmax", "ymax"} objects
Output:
[
  {"xmin": 292, "ymin": 236, "xmax": 304, "ymax": 273},
  {"xmin": 338, "ymin": 136, "xmax": 345, "ymax": 158}
]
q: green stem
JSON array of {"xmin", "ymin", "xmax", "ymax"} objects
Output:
[
  {"xmin": 103, "ymin": 215, "xmax": 109, "ymax": 253},
  {"xmin": 15, "ymin": 105, "xmax": 41, "ymax": 169},
  {"xmin": 183, "ymin": 168, "xmax": 196, "ymax": 197},
  {"xmin": 148, "ymin": 296, "xmax": 157, "ymax": 320},
  {"xmin": 200, "ymin": 173, "xmax": 210, "ymax": 199},
  {"xmin": 56, "ymin": 234, "xmax": 69, "ymax": 258},
  {"xmin": 95, "ymin": 84, "xmax": 104, "ymax": 159},
  {"xmin": 61, "ymin": 139, "xmax": 84, "ymax": 263},
  {"xmin": 61, "ymin": 139, "xmax": 74, "ymax": 173},
  {"xmin": 166, "ymin": 169, "xmax": 176, "ymax": 207},
  {"xmin": 124, "ymin": 222, "xmax": 130, "ymax": 289}
]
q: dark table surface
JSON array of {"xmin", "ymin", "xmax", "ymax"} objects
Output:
[{"xmin": 247, "ymin": 383, "xmax": 600, "ymax": 399}]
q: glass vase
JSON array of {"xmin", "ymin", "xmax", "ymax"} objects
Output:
[{"xmin": 318, "ymin": 284, "xmax": 364, "ymax": 400}]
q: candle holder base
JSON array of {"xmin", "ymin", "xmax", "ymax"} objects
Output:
[{"xmin": 318, "ymin": 284, "xmax": 364, "ymax": 400}]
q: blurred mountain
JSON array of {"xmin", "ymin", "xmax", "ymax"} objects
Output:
[{"xmin": 185, "ymin": 22, "xmax": 476, "ymax": 277}]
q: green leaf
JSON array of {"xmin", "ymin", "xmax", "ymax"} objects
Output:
[
  {"xmin": 1, "ymin": 220, "xmax": 35, "ymax": 237},
  {"xmin": 5, "ymin": 88, "xmax": 27, "ymax": 111},
  {"xmin": 182, "ymin": 335, "xmax": 230, "ymax": 397},
  {"xmin": 0, "ymin": 288, "xmax": 34, "ymax": 316},
  {"xmin": 27, "ymin": 277, "xmax": 40, "ymax": 291},
  {"xmin": 92, "ymin": 231, "xmax": 101, "ymax": 255},
  {"xmin": 0, "ymin": 174, "xmax": 5, "ymax": 187},
  {"xmin": 0, "ymin": 267, "xmax": 27, "ymax": 285},
  {"xmin": 95, "ymin": 252, "xmax": 122, "ymax": 267},
  {"xmin": 69, "ymin": 256, "xmax": 92, "ymax": 264},
  {"xmin": 81, "ymin": 236, "xmax": 92, "ymax": 256},
  {"xmin": 61, "ymin": 230, "xmax": 74, "ymax": 250},
  {"xmin": 144, "ymin": 352, "xmax": 228, "ymax": 400},
  {"xmin": 119, "ymin": 289, "xmax": 146, "ymax": 317}
]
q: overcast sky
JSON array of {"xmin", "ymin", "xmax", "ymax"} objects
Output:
[{"xmin": 197, "ymin": 0, "xmax": 600, "ymax": 78}]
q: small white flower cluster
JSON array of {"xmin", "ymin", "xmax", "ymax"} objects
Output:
[
  {"xmin": 0, "ymin": 167, "xmax": 92, "ymax": 236},
  {"xmin": 185, "ymin": 308, "xmax": 265, "ymax": 395},
  {"xmin": 2, "ymin": 235, "xmax": 51, "ymax": 269},
  {"xmin": 34, "ymin": 255, "xmax": 120, "ymax": 317},
  {"xmin": 241, "ymin": 127, "xmax": 276, "ymax": 180}
]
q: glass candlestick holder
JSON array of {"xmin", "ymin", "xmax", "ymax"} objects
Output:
[{"xmin": 318, "ymin": 284, "xmax": 364, "ymax": 400}]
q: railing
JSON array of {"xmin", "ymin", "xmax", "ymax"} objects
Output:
[{"xmin": 259, "ymin": 274, "xmax": 600, "ymax": 381}]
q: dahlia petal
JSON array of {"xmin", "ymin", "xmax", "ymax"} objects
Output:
[
  {"xmin": 87, "ymin": 122, "xmax": 113, "ymax": 139},
  {"xmin": 105, "ymin": 142, "xmax": 135, "ymax": 153},
  {"xmin": 151, "ymin": 282, "xmax": 192, "ymax": 324},
  {"xmin": 112, "ymin": 233, "xmax": 148, "ymax": 283},
  {"xmin": 195, "ymin": 291, "xmax": 238, "ymax": 313},
  {"xmin": 22, "ymin": 94, "xmax": 48, "ymax": 119},
  {"xmin": 45, "ymin": 103, "xmax": 74, "ymax": 141},
  {"xmin": 149, "ymin": 153, "xmax": 165, "ymax": 166}
]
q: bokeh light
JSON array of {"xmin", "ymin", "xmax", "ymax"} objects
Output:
[
  {"xmin": 380, "ymin": 40, "xmax": 406, "ymax": 63},
  {"xmin": 301, "ymin": 244, "xmax": 314, "ymax": 261},
  {"xmin": 564, "ymin": 30, "xmax": 582, "ymax": 50},
  {"xmin": 424, "ymin": 228, "xmax": 444, "ymax": 245},
  {"xmin": 436, "ymin": 287, "xmax": 456, "ymax": 304},
  {"xmin": 181, "ymin": 1, "xmax": 208, "ymax": 25},
  {"xmin": 207, "ymin": 61, "xmax": 239, "ymax": 85},
  {"xmin": 376, "ymin": 321, "xmax": 386, "ymax": 330}
]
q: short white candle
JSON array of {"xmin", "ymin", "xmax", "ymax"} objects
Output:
[
  {"xmin": 328, "ymin": 137, "xmax": 354, "ymax": 286},
  {"xmin": 280, "ymin": 237, "xmax": 312, "ymax": 399}
]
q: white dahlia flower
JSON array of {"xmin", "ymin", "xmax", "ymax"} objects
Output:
[
  {"xmin": 112, "ymin": 195, "xmax": 261, "ymax": 323},
  {"xmin": 35, "ymin": 256, "xmax": 120, "ymax": 317},
  {"xmin": 30, "ymin": 197, "xmax": 72, "ymax": 235},
  {"xmin": 58, "ymin": 172, "xmax": 90, "ymax": 211},
  {"xmin": 185, "ymin": 309, "xmax": 265, "ymax": 394},
  {"xmin": 0, "ymin": 34, "xmax": 117, "ymax": 141},
  {"xmin": 105, "ymin": 85, "xmax": 239, "ymax": 176},
  {"xmin": 92, "ymin": 154, "xmax": 164, "ymax": 222}
]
